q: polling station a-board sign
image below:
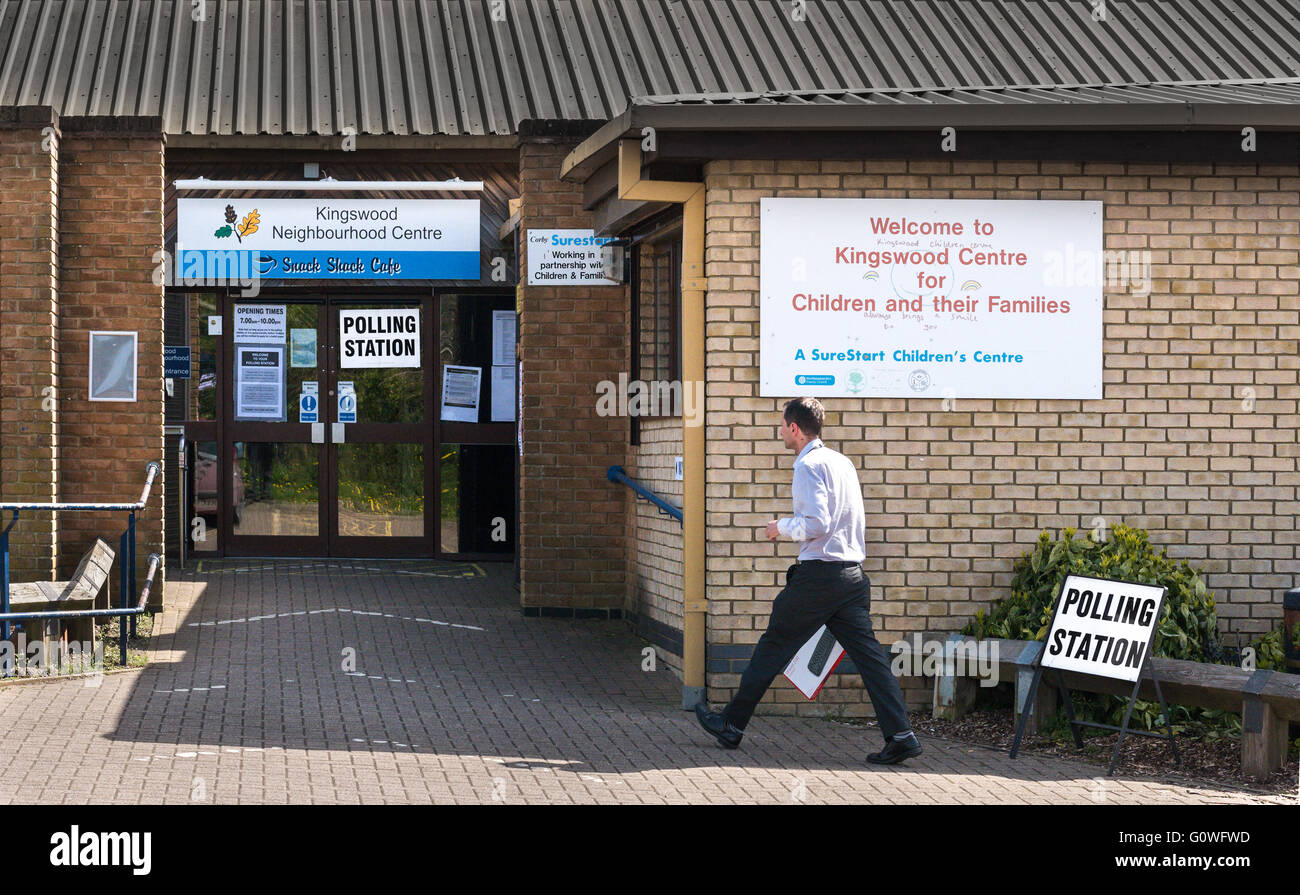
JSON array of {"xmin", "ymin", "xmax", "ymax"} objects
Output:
[
  {"xmin": 759, "ymin": 198, "xmax": 1103, "ymax": 399},
  {"xmin": 1041, "ymin": 575, "xmax": 1167, "ymax": 683}
]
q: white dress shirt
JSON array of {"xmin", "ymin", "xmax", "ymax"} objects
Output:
[{"xmin": 775, "ymin": 438, "xmax": 866, "ymax": 562}]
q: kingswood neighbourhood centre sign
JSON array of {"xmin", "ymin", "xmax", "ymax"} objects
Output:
[
  {"xmin": 176, "ymin": 198, "xmax": 480, "ymax": 280},
  {"xmin": 760, "ymin": 198, "xmax": 1104, "ymax": 399}
]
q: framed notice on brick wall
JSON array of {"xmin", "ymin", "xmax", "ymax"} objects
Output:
[{"xmin": 88, "ymin": 331, "xmax": 137, "ymax": 402}]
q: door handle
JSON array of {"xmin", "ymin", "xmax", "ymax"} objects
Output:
[{"xmin": 332, "ymin": 422, "xmax": 346, "ymax": 443}]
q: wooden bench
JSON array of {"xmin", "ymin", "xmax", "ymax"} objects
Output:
[
  {"xmin": 6, "ymin": 539, "xmax": 114, "ymax": 669},
  {"xmin": 932, "ymin": 634, "xmax": 1300, "ymax": 781}
]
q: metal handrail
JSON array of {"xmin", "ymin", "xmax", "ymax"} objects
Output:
[
  {"xmin": 0, "ymin": 460, "xmax": 162, "ymax": 656},
  {"xmin": 0, "ymin": 554, "xmax": 160, "ymax": 670},
  {"xmin": 607, "ymin": 465, "xmax": 683, "ymax": 525},
  {"xmin": 0, "ymin": 461, "xmax": 160, "ymax": 512}
]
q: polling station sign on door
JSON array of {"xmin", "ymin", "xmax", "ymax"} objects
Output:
[{"xmin": 339, "ymin": 309, "xmax": 421, "ymax": 368}]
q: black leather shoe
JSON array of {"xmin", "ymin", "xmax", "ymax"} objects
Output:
[
  {"xmin": 694, "ymin": 702, "xmax": 743, "ymax": 749},
  {"xmin": 867, "ymin": 733, "xmax": 922, "ymax": 765}
]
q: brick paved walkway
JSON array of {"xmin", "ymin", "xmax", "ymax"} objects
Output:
[{"xmin": 0, "ymin": 560, "xmax": 1284, "ymax": 804}]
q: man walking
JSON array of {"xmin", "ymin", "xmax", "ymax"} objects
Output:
[{"xmin": 694, "ymin": 397, "xmax": 922, "ymax": 764}]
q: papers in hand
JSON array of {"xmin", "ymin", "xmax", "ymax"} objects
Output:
[{"xmin": 782, "ymin": 625, "xmax": 845, "ymax": 699}]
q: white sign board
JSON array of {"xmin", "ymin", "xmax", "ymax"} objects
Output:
[
  {"xmin": 235, "ymin": 346, "xmax": 285, "ymax": 420},
  {"xmin": 760, "ymin": 198, "xmax": 1103, "ymax": 398},
  {"xmin": 1041, "ymin": 575, "xmax": 1166, "ymax": 683},
  {"xmin": 526, "ymin": 229, "xmax": 619, "ymax": 285},
  {"xmin": 339, "ymin": 308, "xmax": 420, "ymax": 368},
  {"xmin": 177, "ymin": 198, "xmax": 480, "ymax": 280},
  {"xmin": 782, "ymin": 626, "xmax": 846, "ymax": 700},
  {"xmin": 233, "ymin": 304, "xmax": 286, "ymax": 344}
]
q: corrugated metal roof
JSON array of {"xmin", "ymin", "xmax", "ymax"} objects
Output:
[{"xmin": 2, "ymin": 0, "xmax": 1299, "ymax": 137}]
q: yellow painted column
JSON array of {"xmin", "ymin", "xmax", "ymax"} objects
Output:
[{"xmin": 617, "ymin": 140, "xmax": 708, "ymax": 708}]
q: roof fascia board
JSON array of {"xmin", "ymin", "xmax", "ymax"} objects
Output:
[
  {"xmin": 559, "ymin": 108, "xmax": 636, "ymax": 182},
  {"xmin": 634, "ymin": 102, "xmax": 1300, "ymax": 131},
  {"xmin": 559, "ymin": 101, "xmax": 1300, "ymax": 186}
]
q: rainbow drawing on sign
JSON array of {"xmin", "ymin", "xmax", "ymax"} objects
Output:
[
  {"xmin": 961, "ymin": 280, "xmax": 980, "ymax": 291},
  {"xmin": 862, "ymin": 270, "xmax": 879, "ymax": 281}
]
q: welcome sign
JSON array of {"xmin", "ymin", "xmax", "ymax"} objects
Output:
[
  {"xmin": 176, "ymin": 198, "xmax": 480, "ymax": 280},
  {"xmin": 759, "ymin": 198, "xmax": 1103, "ymax": 399}
]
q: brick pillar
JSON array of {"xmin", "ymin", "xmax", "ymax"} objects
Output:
[
  {"xmin": 517, "ymin": 140, "xmax": 626, "ymax": 612},
  {"xmin": 0, "ymin": 106, "xmax": 61, "ymax": 581},
  {"xmin": 57, "ymin": 117, "xmax": 165, "ymax": 603}
]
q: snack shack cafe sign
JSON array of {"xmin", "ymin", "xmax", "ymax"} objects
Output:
[{"xmin": 176, "ymin": 198, "xmax": 479, "ymax": 280}]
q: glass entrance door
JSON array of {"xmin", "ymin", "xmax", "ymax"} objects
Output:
[
  {"xmin": 327, "ymin": 299, "xmax": 432, "ymax": 555},
  {"xmin": 222, "ymin": 296, "xmax": 435, "ymax": 556},
  {"xmin": 225, "ymin": 301, "xmax": 327, "ymax": 554}
]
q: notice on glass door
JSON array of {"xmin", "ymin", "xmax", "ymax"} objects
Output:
[
  {"xmin": 490, "ymin": 364, "xmax": 515, "ymax": 422},
  {"xmin": 290, "ymin": 328, "xmax": 317, "ymax": 367},
  {"xmin": 441, "ymin": 364, "xmax": 481, "ymax": 423},
  {"xmin": 492, "ymin": 310, "xmax": 517, "ymax": 366},
  {"xmin": 235, "ymin": 346, "xmax": 285, "ymax": 421},
  {"xmin": 233, "ymin": 304, "xmax": 287, "ymax": 344},
  {"xmin": 299, "ymin": 381, "xmax": 319, "ymax": 423}
]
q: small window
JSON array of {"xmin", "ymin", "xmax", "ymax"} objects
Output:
[{"xmin": 633, "ymin": 235, "xmax": 682, "ymax": 397}]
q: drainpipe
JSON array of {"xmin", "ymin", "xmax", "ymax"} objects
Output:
[{"xmin": 617, "ymin": 138, "xmax": 707, "ymax": 710}]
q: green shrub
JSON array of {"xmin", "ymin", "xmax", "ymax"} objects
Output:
[
  {"xmin": 1247, "ymin": 629, "xmax": 1286, "ymax": 672},
  {"xmin": 964, "ymin": 525, "xmax": 1227, "ymax": 733},
  {"xmin": 965, "ymin": 524, "xmax": 1218, "ymax": 662},
  {"xmin": 965, "ymin": 525, "xmax": 1299, "ymax": 736}
]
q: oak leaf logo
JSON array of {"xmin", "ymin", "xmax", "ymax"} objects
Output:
[
  {"xmin": 237, "ymin": 209, "xmax": 260, "ymax": 240},
  {"xmin": 213, "ymin": 205, "xmax": 261, "ymax": 243}
]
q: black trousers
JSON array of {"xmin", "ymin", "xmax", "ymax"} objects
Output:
[{"xmin": 723, "ymin": 560, "xmax": 911, "ymax": 739}]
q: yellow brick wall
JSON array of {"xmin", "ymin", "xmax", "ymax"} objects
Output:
[
  {"xmin": 700, "ymin": 158, "xmax": 1300, "ymax": 717},
  {"xmin": 625, "ymin": 417, "xmax": 684, "ymax": 673},
  {"xmin": 623, "ymin": 238, "xmax": 686, "ymax": 672}
]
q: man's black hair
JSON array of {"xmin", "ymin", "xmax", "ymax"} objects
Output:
[{"xmin": 783, "ymin": 396, "xmax": 824, "ymax": 437}]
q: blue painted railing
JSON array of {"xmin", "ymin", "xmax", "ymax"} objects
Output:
[
  {"xmin": 0, "ymin": 461, "xmax": 161, "ymax": 669},
  {"xmin": 606, "ymin": 465, "xmax": 683, "ymax": 525}
]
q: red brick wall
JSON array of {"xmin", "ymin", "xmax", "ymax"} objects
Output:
[
  {"xmin": 517, "ymin": 141, "xmax": 626, "ymax": 609},
  {"xmin": 0, "ymin": 108, "xmax": 60, "ymax": 580},
  {"xmin": 56, "ymin": 119, "xmax": 165, "ymax": 600}
]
